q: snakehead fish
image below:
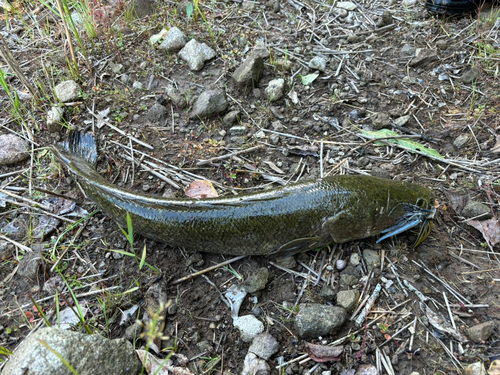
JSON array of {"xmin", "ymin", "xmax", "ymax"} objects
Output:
[{"xmin": 53, "ymin": 131, "xmax": 434, "ymax": 256}]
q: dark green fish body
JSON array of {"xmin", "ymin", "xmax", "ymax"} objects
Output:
[{"xmin": 54, "ymin": 132, "xmax": 433, "ymax": 256}]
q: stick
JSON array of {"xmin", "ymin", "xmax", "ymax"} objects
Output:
[
  {"xmin": 354, "ymin": 283, "xmax": 382, "ymax": 327},
  {"xmin": 171, "ymin": 255, "xmax": 246, "ymax": 285}
]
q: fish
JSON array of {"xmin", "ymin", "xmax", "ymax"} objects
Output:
[{"xmin": 53, "ymin": 131, "xmax": 434, "ymax": 256}]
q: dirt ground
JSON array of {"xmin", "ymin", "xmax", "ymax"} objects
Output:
[{"xmin": 0, "ymin": 0, "xmax": 499, "ymax": 374}]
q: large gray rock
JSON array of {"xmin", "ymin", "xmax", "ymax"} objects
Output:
[
  {"xmin": 232, "ymin": 55, "xmax": 264, "ymax": 86},
  {"xmin": 2, "ymin": 328, "xmax": 141, "ymax": 375},
  {"xmin": 0, "ymin": 134, "xmax": 29, "ymax": 165},
  {"xmin": 158, "ymin": 26, "xmax": 188, "ymax": 53},
  {"xmin": 55, "ymin": 80, "xmax": 81, "ymax": 103},
  {"xmin": 178, "ymin": 39, "xmax": 216, "ymax": 71},
  {"xmin": 189, "ymin": 89, "xmax": 228, "ymax": 118},
  {"xmin": 295, "ymin": 304, "xmax": 347, "ymax": 339}
]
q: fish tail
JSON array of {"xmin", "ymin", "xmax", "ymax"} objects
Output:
[{"xmin": 55, "ymin": 131, "xmax": 98, "ymax": 168}]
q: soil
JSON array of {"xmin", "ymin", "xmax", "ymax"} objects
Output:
[{"xmin": 0, "ymin": 0, "xmax": 499, "ymax": 374}]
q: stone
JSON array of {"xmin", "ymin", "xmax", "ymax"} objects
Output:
[
  {"xmin": 125, "ymin": 322, "xmax": 141, "ymax": 341},
  {"xmin": 242, "ymin": 267, "xmax": 269, "ymax": 293},
  {"xmin": 46, "ymin": 106, "xmax": 65, "ymax": 132},
  {"xmin": 339, "ymin": 265, "xmax": 360, "ymax": 287},
  {"xmin": 165, "ymin": 85, "xmax": 187, "ymax": 109},
  {"xmin": 463, "ymin": 362, "xmax": 486, "ymax": 375},
  {"xmin": 380, "ymin": 10, "xmax": 393, "ymax": 26},
  {"xmin": 109, "ymin": 62, "xmax": 123, "ymax": 74},
  {"xmin": 363, "ymin": 249, "xmax": 380, "ymax": 272},
  {"xmin": 336, "ymin": 1, "xmax": 357, "ymax": 11},
  {"xmin": 394, "ymin": 115, "xmax": 410, "ymax": 126},
  {"xmin": 55, "ymin": 80, "xmax": 81, "ymax": 103},
  {"xmin": 2, "ymin": 328, "xmax": 141, "ymax": 375},
  {"xmin": 319, "ymin": 284, "xmax": 336, "ymax": 300},
  {"xmin": 130, "ymin": 0, "xmax": 156, "ymax": 18},
  {"xmin": 336, "ymin": 289, "xmax": 360, "ymax": 313},
  {"xmin": 234, "ymin": 315, "xmax": 264, "ymax": 342},
  {"xmin": 409, "ymin": 49, "xmax": 438, "ymax": 68},
  {"xmin": 178, "ymin": 39, "xmax": 216, "ymax": 71},
  {"xmin": 147, "ymin": 103, "xmax": 168, "ymax": 124},
  {"xmin": 248, "ymin": 332, "xmax": 279, "ymax": 360},
  {"xmin": 33, "ymin": 215, "xmax": 60, "ymax": 239},
  {"xmin": 241, "ymin": 353, "xmax": 270, "ymax": 375},
  {"xmin": 158, "ymin": 26, "xmax": 188, "ymax": 53},
  {"xmin": 265, "ymin": 78, "xmax": 285, "ymax": 102},
  {"xmin": 466, "ymin": 321, "xmax": 496, "ymax": 343},
  {"xmin": 132, "ymin": 81, "xmax": 143, "ymax": 90},
  {"xmin": 232, "ymin": 55, "xmax": 264, "ymax": 86},
  {"xmin": 223, "ymin": 110, "xmax": 241, "ymax": 125},
  {"xmin": 350, "ymin": 253, "xmax": 360, "ymax": 266},
  {"xmin": 294, "ymin": 304, "xmax": 347, "ymax": 338},
  {"xmin": 273, "ymin": 255, "xmax": 296, "ymax": 269},
  {"xmin": 251, "ymin": 41, "xmax": 270, "ymax": 59},
  {"xmin": 229, "ymin": 125, "xmax": 247, "ymax": 136},
  {"xmin": 0, "ymin": 134, "xmax": 29, "ymax": 165},
  {"xmin": 17, "ymin": 248, "xmax": 42, "ymax": 280},
  {"xmin": 461, "ymin": 200, "xmax": 492, "ymax": 220},
  {"xmin": 371, "ymin": 112, "xmax": 391, "ymax": 129},
  {"xmin": 461, "ymin": 66, "xmax": 480, "ymax": 84},
  {"xmin": 401, "ymin": 43, "xmax": 416, "ymax": 56},
  {"xmin": 1, "ymin": 216, "xmax": 28, "ymax": 240},
  {"xmin": 189, "ymin": 89, "xmax": 229, "ymax": 118},
  {"xmin": 355, "ymin": 365, "xmax": 378, "ymax": 375},
  {"xmin": 453, "ymin": 134, "xmax": 469, "ymax": 149},
  {"xmin": 308, "ymin": 56, "xmax": 327, "ymax": 71},
  {"xmin": 242, "ymin": 1, "xmax": 256, "ymax": 11}
]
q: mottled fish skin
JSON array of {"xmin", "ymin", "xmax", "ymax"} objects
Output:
[{"xmin": 53, "ymin": 132, "xmax": 433, "ymax": 256}]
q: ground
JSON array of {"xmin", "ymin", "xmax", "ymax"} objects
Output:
[{"xmin": 0, "ymin": 0, "xmax": 499, "ymax": 374}]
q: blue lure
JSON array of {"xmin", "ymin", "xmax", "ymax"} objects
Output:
[{"xmin": 377, "ymin": 203, "xmax": 436, "ymax": 248}]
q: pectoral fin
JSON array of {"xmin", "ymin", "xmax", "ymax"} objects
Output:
[{"xmin": 272, "ymin": 237, "xmax": 322, "ymax": 257}]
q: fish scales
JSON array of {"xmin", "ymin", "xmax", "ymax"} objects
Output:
[{"xmin": 54, "ymin": 132, "xmax": 433, "ymax": 256}]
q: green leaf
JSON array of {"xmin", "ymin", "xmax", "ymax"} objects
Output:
[
  {"xmin": 186, "ymin": 3, "xmax": 194, "ymax": 20},
  {"xmin": 301, "ymin": 73, "xmax": 319, "ymax": 86},
  {"xmin": 126, "ymin": 212, "xmax": 134, "ymax": 246},
  {"xmin": 139, "ymin": 245, "xmax": 147, "ymax": 270},
  {"xmin": 149, "ymin": 28, "xmax": 168, "ymax": 45},
  {"xmin": 361, "ymin": 129, "xmax": 444, "ymax": 159}
]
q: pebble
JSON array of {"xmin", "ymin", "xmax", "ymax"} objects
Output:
[
  {"xmin": 234, "ymin": 315, "xmax": 264, "ymax": 342},
  {"xmin": 466, "ymin": 321, "xmax": 496, "ymax": 343},
  {"xmin": 178, "ymin": 39, "xmax": 216, "ymax": 71},
  {"xmin": 190, "ymin": 89, "xmax": 229, "ymax": 119},
  {"xmin": 294, "ymin": 304, "xmax": 347, "ymax": 338},
  {"xmin": 233, "ymin": 55, "xmax": 264, "ymax": 86},
  {"xmin": 242, "ymin": 267, "xmax": 269, "ymax": 293},
  {"xmin": 248, "ymin": 332, "xmax": 279, "ymax": 360},
  {"xmin": 336, "ymin": 289, "xmax": 360, "ymax": 313},
  {"xmin": 265, "ymin": 78, "xmax": 285, "ymax": 101},
  {"xmin": 241, "ymin": 353, "xmax": 270, "ymax": 375},
  {"xmin": 55, "ymin": 80, "xmax": 81, "ymax": 102},
  {"xmin": 461, "ymin": 200, "xmax": 492, "ymax": 220},
  {"xmin": 363, "ymin": 249, "xmax": 381, "ymax": 272},
  {"xmin": 158, "ymin": 26, "xmax": 188, "ymax": 53},
  {"xmin": 0, "ymin": 134, "xmax": 30, "ymax": 165}
]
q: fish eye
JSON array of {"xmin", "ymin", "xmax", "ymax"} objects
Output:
[{"xmin": 415, "ymin": 198, "xmax": 426, "ymax": 208}]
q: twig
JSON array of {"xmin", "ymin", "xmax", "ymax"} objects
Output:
[
  {"xmin": 171, "ymin": 256, "xmax": 246, "ymax": 285},
  {"xmin": 0, "ymin": 235, "xmax": 32, "ymax": 252},
  {"xmin": 354, "ymin": 283, "xmax": 382, "ymax": 327},
  {"xmin": 196, "ymin": 145, "xmax": 264, "ymax": 166},
  {"xmin": 0, "ymin": 189, "xmax": 50, "ymax": 210}
]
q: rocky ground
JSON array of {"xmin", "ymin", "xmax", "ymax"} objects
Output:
[{"xmin": 0, "ymin": 0, "xmax": 499, "ymax": 374}]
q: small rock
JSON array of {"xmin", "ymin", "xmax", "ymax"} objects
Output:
[
  {"xmin": 336, "ymin": 289, "xmax": 360, "ymax": 313},
  {"xmin": 363, "ymin": 249, "xmax": 380, "ymax": 272},
  {"xmin": 294, "ymin": 304, "xmax": 347, "ymax": 338},
  {"xmin": 158, "ymin": 26, "xmax": 188, "ymax": 53},
  {"xmin": 242, "ymin": 267, "xmax": 269, "ymax": 293},
  {"xmin": 229, "ymin": 125, "xmax": 247, "ymax": 136},
  {"xmin": 466, "ymin": 321, "xmax": 496, "ymax": 343},
  {"xmin": 371, "ymin": 166, "xmax": 391, "ymax": 180},
  {"xmin": 269, "ymin": 134, "xmax": 280, "ymax": 145},
  {"xmin": 124, "ymin": 321, "xmax": 141, "ymax": 341},
  {"xmin": 233, "ymin": 55, "xmax": 264, "ymax": 86},
  {"xmin": 339, "ymin": 265, "xmax": 360, "ymax": 287},
  {"xmin": 223, "ymin": 110, "xmax": 241, "ymax": 125},
  {"xmin": 265, "ymin": 78, "xmax": 285, "ymax": 102},
  {"xmin": 336, "ymin": 259, "xmax": 347, "ymax": 270},
  {"xmin": 461, "ymin": 200, "xmax": 492, "ymax": 220},
  {"xmin": 46, "ymin": 106, "xmax": 65, "ymax": 132},
  {"xmin": 189, "ymin": 89, "xmax": 229, "ymax": 118},
  {"xmin": 273, "ymin": 255, "xmax": 296, "ymax": 269},
  {"xmin": 248, "ymin": 332, "xmax": 279, "ymax": 360},
  {"xmin": 347, "ymin": 34, "xmax": 362, "ymax": 44},
  {"xmin": 461, "ymin": 66, "xmax": 480, "ymax": 84},
  {"xmin": 401, "ymin": 43, "xmax": 416, "ymax": 56},
  {"xmin": 409, "ymin": 49, "xmax": 438, "ymax": 68},
  {"xmin": 234, "ymin": 315, "xmax": 264, "ymax": 342},
  {"xmin": 241, "ymin": 353, "xmax": 270, "ymax": 375},
  {"xmin": 1, "ymin": 216, "xmax": 28, "ymax": 240},
  {"xmin": 132, "ymin": 81, "xmax": 143, "ymax": 90},
  {"xmin": 109, "ymin": 62, "xmax": 123, "ymax": 74},
  {"xmin": 380, "ymin": 10, "xmax": 393, "ymax": 26},
  {"xmin": 371, "ymin": 112, "xmax": 391, "ymax": 129},
  {"xmin": 230, "ymin": 136, "xmax": 247, "ymax": 145},
  {"xmin": 165, "ymin": 85, "xmax": 187, "ymax": 109},
  {"xmin": 336, "ymin": 1, "xmax": 357, "ymax": 11},
  {"xmin": 355, "ymin": 364, "xmax": 378, "ymax": 375},
  {"xmin": 394, "ymin": 115, "xmax": 410, "ymax": 126},
  {"xmin": 18, "ymin": 249, "xmax": 43, "ymax": 280},
  {"xmin": 242, "ymin": 1, "xmax": 256, "ymax": 11},
  {"xmin": 308, "ymin": 56, "xmax": 327, "ymax": 71},
  {"xmin": 350, "ymin": 253, "xmax": 360, "ymax": 266},
  {"xmin": 178, "ymin": 39, "xmax": 216, "ymax": 71},
  {"xmin": 0, "ymin": 134, "xmax": 29, "ymax": 165},
  {"xmin": 255, "ymin": 130, "xmax": 266, "ymax": 139},
  {"xmin": 453, "ymin": 134, "xmax": 469, "ymax": 149},
  {"xmin": 251, "ymin": 41, "xmax": 270, "ymax": 59},
  {"xmin": 55, "ymin": 80, "xmax": 81, "ymax": 102},
  {"xmin": 33, "ymin": 215, "xmax": 60, "ymax": 239},
  {"xmin": 147, "ymin": 103, "xmax": 168, "ymax": 124},
  {"xmin": 120, "ymin": 74, "xmax": 130, "ymax": 84},
  {"xmin": 319, "ymin": 284, "xmax": 336, "ymax": 300},
  {"xmin": 436, "ymin": 39, "xmax": 448, "ymax": 50},
  {"xmin": 463, "ymin": 362, "xmax": 486, "ymax": 375},
  {"xmin": 2, "ymin": 328, "xmax": 141, "ymax": 375}
]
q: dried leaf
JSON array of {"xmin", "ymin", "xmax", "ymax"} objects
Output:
[
  {"xmin": 305, "ymin": 342, "xmax": 343, "ymax": 362},
  {"xmin": 468, "ymin": 218, "xmax": 500, "ymax": 247},
  {"xmin": 444, "ymin": 190, "xmax": 469, "ymax": 214},
  {"xmin": 185, "ymin": 180, "xmax": 218, "ymax": 199},
  {"xmin": 136, "ymin": 350, "xmax": 194, "ymax": 375},
  {"xmin": 301, "ymin": 73, "xmax": 319, "ymax": 85},
  {"xmin": 422, "ymin": 303, "xmax": 467, "ymax": 342},
  {"xmin": 263, "ymin": 161, "xmax": 285, "ymax": 174},
  {"xmin": 490, "ymin": 135, "xmax": 500, "ymax": 153}
]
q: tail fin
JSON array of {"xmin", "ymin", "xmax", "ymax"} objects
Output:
[{"xmin": 55, "ymin": 131, "xmax": 98, "ymax": 168}]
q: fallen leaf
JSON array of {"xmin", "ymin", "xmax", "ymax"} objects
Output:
[
  {"xmin": 305, "ymin": 342, "xmax": 343, "ymax": 362},
  {"xmin": 149, "ymin": 28, "xmax": 168, "ymax": 45},
  {"xmin": 301, "ymin": 73, "xmax": 319, "ymax": 86},
  {"xmin": 468, "ymin": 218, "xmax": 500, "ymax": 247},
  {"xmin": 488, "ymin": 360, "xmax": 500, "ymax": 375},
  {"xmin": 185, "ymin": 180, "xmax": 218, "ymax": 199},
  {"xmin": 421, "ymin": 303, "xmax": 467, "ymax": 342},
  {"xmin": 444, "ymin": 189, "xmax": 469, "ymax": 214}
]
